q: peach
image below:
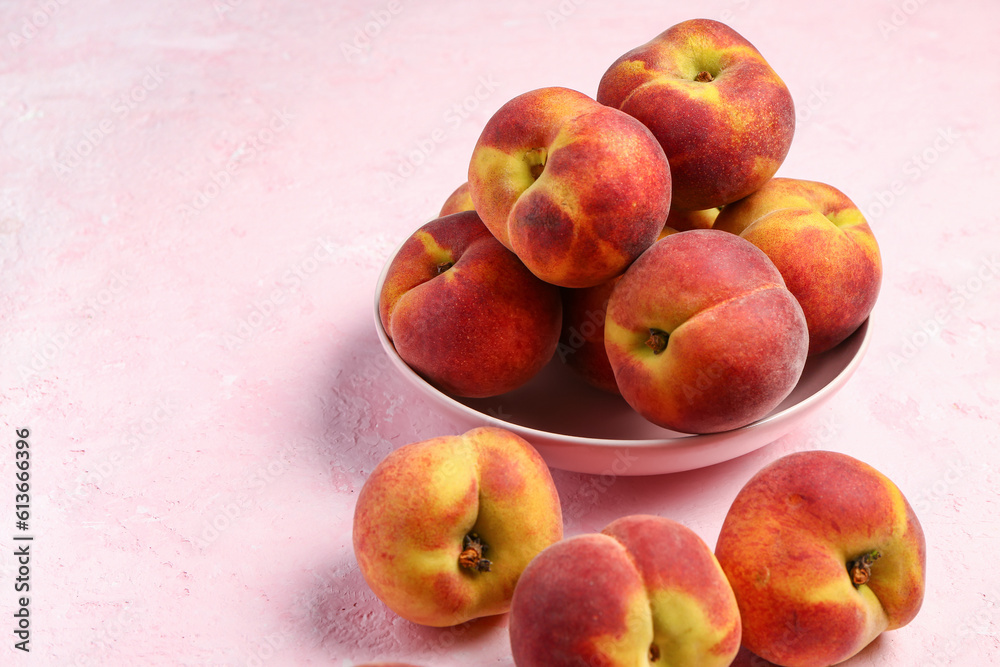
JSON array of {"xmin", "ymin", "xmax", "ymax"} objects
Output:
[
  {"xmin": 605, "ymin": 229, "xmax": 809, "ymax": 434},
  {"xmin": 713, "ymin": 178, "xmax": 882, "ymax": 355},
  {"xmin": 439, "ymin": 181, "xmax": 474, "ymax": 217},
  {"xmin": 379, "ymin": 210, "xmax": 562, "ymax": 398},
  {"xmin": 557, "ymin": 226, "xmax": 680, "ymax": 395},
  {"xmin": 509, "ymin": 514, "xmax": 740, "ymax": 666},
  {"xmin": 715, "ymin": 451, "xmax": 926, "ymax": 667},
  {"xmin": 353, "ymin": 427, "xmax": 563, "ymax": 627},
  {"xmin": 666, "ymin": 205, "xmax": 720, "ymax": 232},
  {"xmin": 558, "ymin": 276, "xmax": 622, "ymax": 395},
  {"xmin": 597, "ymin": 19, "xmax": 795, "ymax": 211},
  {"xmin": 468, "ymin": 86, "xmax": 671, "ymax": 288}
]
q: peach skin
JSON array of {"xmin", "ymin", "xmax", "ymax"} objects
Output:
[
  {"xmin": 557, "ymin": 225, "xmax": 681, "ymax": 395},
  {"xmin": 605, "ymin": 229, "xmax": 808, "ymax": 434},
  {"xmin": 379, "ymin": 210, "xmax": 562, "ymax": 398},
  {"xmin": 353, "ymin": 427, "xmax": 563, "ymax": 627},
  {"xmin": 713, "ymin": 177, "xmax": 882, "ymax": 355},
  {"xmin": 468, "ymin": 86, "xmax": 671, "ymax": 288},
  {"xmin": 715, "ymin": 450, "xmax": 926, "ymax": 667},
  {"xmin": 598, "ymin": 19, "xmax": 795, "ymax": 211},
  {"xmin": 666, "ymin": 205, "xmax": 720, "ymax": 231},
  {"xmin": 439, "ymin": 181, "xmax": 475, "ymax": 217},
  {"xmin": 509, "ymin": 514, "xmax": 740, "ymax": 666},
  {"xmin": 558, "ymin": 276, "xmax": 622, "ymax": 395}
]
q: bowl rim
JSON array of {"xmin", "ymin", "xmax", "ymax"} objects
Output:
[{"xmin": 373, "ymin": 232, "xmax": 873, "ymax": 450}]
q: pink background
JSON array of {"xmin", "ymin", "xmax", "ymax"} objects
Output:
[{"xmin": 1, "ymin": 0, "xmax": 998, "ymax": 664}]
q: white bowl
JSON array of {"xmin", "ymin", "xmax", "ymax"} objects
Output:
[{"xmin": 374, "ymin": 245, "xmax": 872, "ymax": 476}]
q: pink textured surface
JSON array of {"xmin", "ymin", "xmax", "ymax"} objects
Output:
[{"xmin": 1, "ymin": 1, "xmax": 998, "ymax": 665}]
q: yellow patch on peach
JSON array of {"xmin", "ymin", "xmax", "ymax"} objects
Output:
[
  {"xmin": 413, "ymin": 230, "xmax": 454, "ymax": 267},
  {"xmin": 883, "ymin": 478, "xmax": 914, "ymax": 539},
  {"xmin": 798, "ymin": 576, "xmax": 890, "ymax": 652},
  {"xmin": 605, "ymin": 316, "xmax": 646, "ymax": 352},
  {"xmin": 612, "ymin": 57, "xmax": 655, "ymax": 80},
  {"xmin": 588, "ymin": 588, "xmax": 655, "ymax": 664},
  {"xmin": 827, "ymin": 207, "xmax": 867, "ymax": 229},
  {"xmin": 620, "ymin": 73, "xmax": 722, "ymax": 112},
  {"xmin": 389, "ymin": 550, "xmax": 474, "ymax": 622},
  {"xmin": 748, "ymin": 154, "xmax": 782, "ymax": 181},
  {"xmin": 671, "ymin": 41, "xmax": 726, "ymax": 79},
  {"xmin": 467, "ymin": 147, "xmax": 539, "ymax": 247},
  {"xmin": 648, "ymin": 589, "xmax": 739, "ymax": 667},
  {"xmin": 673, "ymin": 77, "xmax": 724, "ymax": 106},
  {"xmin": 451, "ymin": 429, "xmax": 564, "ymax": 616},
  {"xmin": 388, "ymin": 439, "xmax": 480, "ymax": 548},
  {"xmin": 473, "ymin": 146, "xmax": 539, "ymax": 189},
  {"xmin": 514, "ymin": 173, "xmax": 583, "ymax": 224}
]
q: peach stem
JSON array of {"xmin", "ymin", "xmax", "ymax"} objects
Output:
[
  {"xmin": 458, "ymin": 532, "xmax": 492, "ymax": 573},
  {"xmin": 847, "ymin": 550, "xmax": 881, "ymax": 586},
  {"xmin": 523, "ymin": 147, "xmax": 547, "ymax": 180},
  {"xmin": 436, "ymin": 261, "xmax": 453, "ymax": 274},
  {"xmin": 645, "ymin": 329, "xmax": 669, "ymax": 355},
  {"xmin": 649, "ymin": 644, "xmax": 661, "ymax": 662},
  {"xmin": 695, "ymin": 71, "xmax": 714, "ymax": 83}
]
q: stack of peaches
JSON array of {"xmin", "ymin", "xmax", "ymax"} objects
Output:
[
  {"xmin": 361, "ymin": 19, "xmax": 924, "ymax": 667},
  {"xmin": 379, "ymin": 18, "xmax": 882, "ymax": 435}
]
